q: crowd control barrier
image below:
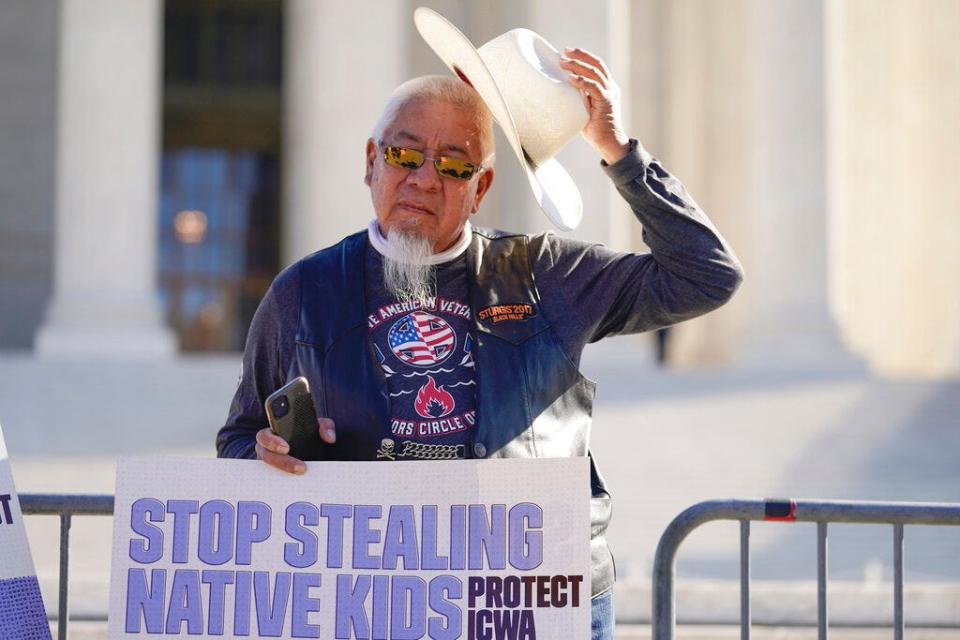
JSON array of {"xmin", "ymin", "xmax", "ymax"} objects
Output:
[
  {"xmin": 17, "ymin": 494, "xmax": 960, "ymax": 639},
  {"xmin": 651, "ymin": 498, "xmax": 960, "ymax": 640},
  {"xmin": 19, "ymin": 493, "xmax": 114, "ymax": 640}
]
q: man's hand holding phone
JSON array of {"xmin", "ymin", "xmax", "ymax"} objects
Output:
[
  {"xmin": 255, "ymin": 418, "xmax": 336, "ymax": 474},
  {"xmin": 259, "ymin": 376, "xmax": 336, "ymax": 474}
]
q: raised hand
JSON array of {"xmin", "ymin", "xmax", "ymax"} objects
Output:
[{"xmin": 560, "ymin": 47, "xmax": 630, "ymax": 165}]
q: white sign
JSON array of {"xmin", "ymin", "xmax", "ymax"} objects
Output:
[
  {"xmin": 108, "ymin": 457, "xmax": 590, "ymax": 639},
  {"xmin": 0, "ymin": 424, "xmax": 52, "ymax": 638}
]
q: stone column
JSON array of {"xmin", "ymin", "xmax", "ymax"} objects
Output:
[
  {"xmin": 638, "ymin": 0, "xmax": 759, "ymax": 366},
  {"xmin": 655, "ymin": 0, "xmax": 856, "ymax": 369},
  {"xmin": 282, "ymin": 0, "xmax": 407, "ymax": 266},
  {"xmin": 35, "ymin": 0, "xmax": 176, "ymax": 357},
  {"xmin": 739, "ymin": 0, "xmax": 854, "ymax": 367},
  {"xmin": 825, "ymin": 0, "xmax": 960, "ymax": 378}
]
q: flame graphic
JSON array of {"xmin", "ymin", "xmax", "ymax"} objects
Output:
[{"xmin": 414, "ymin": 375, "xmax": 455, "ymax": 419}]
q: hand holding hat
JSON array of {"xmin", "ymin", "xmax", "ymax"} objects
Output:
[
  {"xmin": 415, "ymin": 7, "xmax": 633, "ymax": 231},
  {"xmin": 560, "ymin": 48, "xmax": 630, "ymax": 166}
]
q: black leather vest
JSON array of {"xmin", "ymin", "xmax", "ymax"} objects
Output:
[{"xmin": 290, "ymin": 227, "xmax": 615, "ymax": 596}]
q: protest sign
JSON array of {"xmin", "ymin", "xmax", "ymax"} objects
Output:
[
  {"xmin": 0, "ymin": 424, "xmax": 52, "ymax": 639},
  {"xmin": 108, "ymin": 456, "xmax": 590, "ymax": 639}
]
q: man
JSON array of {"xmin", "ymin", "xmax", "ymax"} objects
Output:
[{"xmin": 218, "ymin": 48, "xmax": 743, "ymax": 639}]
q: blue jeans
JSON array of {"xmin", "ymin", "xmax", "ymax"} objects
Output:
[{"xmin": 591, "ymin": 591, "xmax": 615, "ymax": 640}]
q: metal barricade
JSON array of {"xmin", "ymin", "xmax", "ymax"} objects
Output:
[
  {"xmin": 19, "ymin": 493, "xmax": 114, "ymax": 640},
  {"xmin": 651, "ymin": 498, "xmax": 960, "ymax": 640},
  {"xmin": 16, "ymin": 494, "xmax": 960, "ymax": 639}
]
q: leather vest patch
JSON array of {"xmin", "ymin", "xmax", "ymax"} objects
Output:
[{"xmin": 477, "ymin": 303, "xmax": 538, "ymax": 325}]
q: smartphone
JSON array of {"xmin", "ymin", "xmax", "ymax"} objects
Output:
[{"xmin": 265, "ymin": 376, "xmax": 322, "ymax": 461}]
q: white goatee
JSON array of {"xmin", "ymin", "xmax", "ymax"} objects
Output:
[{"xmin": 382, "ymin": 227, "xmax": 435, "ymax": 307}]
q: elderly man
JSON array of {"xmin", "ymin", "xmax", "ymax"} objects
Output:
[{"xmin": 218, "ymin": 48, "xmax": 742, "ymax": 639}]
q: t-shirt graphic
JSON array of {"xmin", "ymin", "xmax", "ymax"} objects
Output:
[
  {"xmin": 387, "ymin": 310, "xmax": 456, "ymax": 367},
  {"xmin": 365, "ymin": 249, "xmax": 478, "ymax": 459}
]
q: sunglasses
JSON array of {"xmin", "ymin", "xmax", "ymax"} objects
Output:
[{"xmin": 380, "ymin": 143, "xmax": 482, "ymax": 181}]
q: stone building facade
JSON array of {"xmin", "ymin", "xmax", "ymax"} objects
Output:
[{"xmin": 1, "ymin": 0, "xmax": 957, "ymax": 378}]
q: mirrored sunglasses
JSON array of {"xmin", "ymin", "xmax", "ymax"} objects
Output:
[{"xmin": 381, "ymin": 144, "xmax": 480, "ymax": 181}]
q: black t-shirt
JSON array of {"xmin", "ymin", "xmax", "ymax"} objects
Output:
[{"xmin": 365, "ymin": 248, "xmax": 477, "ymax": 458}]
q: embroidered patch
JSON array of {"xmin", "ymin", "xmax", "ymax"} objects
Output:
[{"xmin": 477, "ymin": 303, "xmax": 537, "ymax": 324}]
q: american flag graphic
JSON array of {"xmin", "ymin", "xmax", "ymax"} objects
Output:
[{"xmin": 388, "ymin": 311, "xmax": 457, "ymax": 367}]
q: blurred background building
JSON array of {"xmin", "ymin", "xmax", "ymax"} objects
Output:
[
  {"xmin": 1, "ymin": 0, "xmax": 958, "ymax": 632},
  {"xmin": 1, "ymin": 0, "xmax": 957, "ymax": 376}
]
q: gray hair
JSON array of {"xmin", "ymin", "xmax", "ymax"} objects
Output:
[{"xmin": 371, "ymin": 75, "xmax": 496, "ymax": 166}]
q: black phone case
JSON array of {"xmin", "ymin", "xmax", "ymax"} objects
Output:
[{"xmin": 266, "ymin": 379, "xmax": 323, "ymax": 461}]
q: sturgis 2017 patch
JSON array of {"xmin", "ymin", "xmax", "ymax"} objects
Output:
[{"xmin": 477, "ymin": 303, "xmax": 537, "ymax": 325}]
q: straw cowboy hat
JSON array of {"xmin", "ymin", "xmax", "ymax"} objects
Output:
[{"xmin": 414, "ymin": 7, "xmax": 587, "ymax": 231}]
